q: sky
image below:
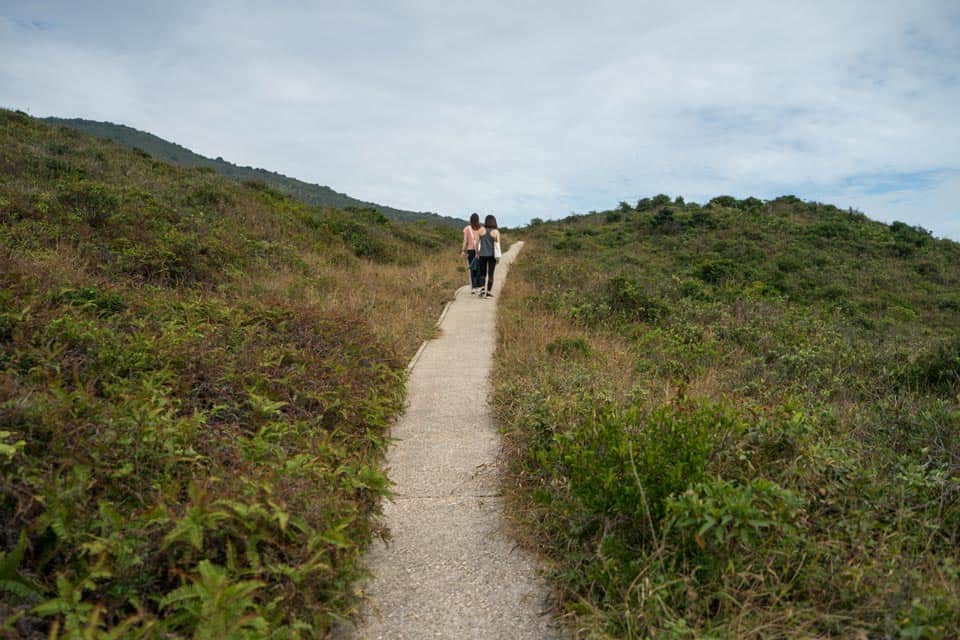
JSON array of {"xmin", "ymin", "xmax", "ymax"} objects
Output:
[{"xmin": 1, "ymin": 1, "xmax": 958, "ymax": 239}]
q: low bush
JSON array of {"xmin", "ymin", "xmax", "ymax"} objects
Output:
[
  {"xmin": 907, "ymin": 338, "xmax": 960, "ymax": 395},
  {"xmin": 603, "ymin": 275, "xmax": 667, "ymax": 322},
  {"xmin": 57, "ymin": 180, "xmax": 119, "ymax": 228}
]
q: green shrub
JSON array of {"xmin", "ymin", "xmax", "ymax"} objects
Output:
[
  {"xmin": 694, "ymin": 258, "xmax": 737, "ymax": 284},
  {"xmin": 57, "ymin": 286, "xmax": 126, "ymax": 317},
  {"xmin": 688, "ymin": 209, "xmax": 715, "ymax": 228},
  {"xmin": 1, "ymin": 110, "xmax": 31, "ymax": 126},
  {"xmin": 915, "ymin": 261, "xmax": 943, "ymax": 283},
  {"xmin": 650, "ymin": 207, "xmax": 681, "ymax": 233},
  {"xmin": 708, "ymin": 195, "xmax": 738, "ymax": 208},
  {"xmin": 676, "ymin": 278, "xmax": 709, "ymax": 300},
  {"xmin": 603, "ymin": 275, "xmax": 666, "ymax": 322},
  {"xmin": 57, "ymin": 180, "xmax": 118, "ymax": 228},
  {"xmin": 39, "ymin": 157, "xmax": 86, "ymax": 180},
  {"xmin": 891, "ymin": 221, "xmax": 932, "ymax": 247},
  {"xmin": 667, "ymin": 477, "xmax": 804, "ymax": 559},
  {"xmin": 188, "ymin": 182, "xmax": 233, "ymax": 208},
  {"xmin": 809, "ymin": 220, "xmax": 855, "ymax": 240},
  {"xmin": 908, "ymin": 338, "xmax": 960, "ymax": 394},
  {"xmin": 557, "ymin": 400, "xmax": 744, "ymax": 541}
]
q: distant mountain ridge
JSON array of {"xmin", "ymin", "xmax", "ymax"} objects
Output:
[{"xmin": 43, "ymin": 116, "xmax": 460, "ymax": 226}]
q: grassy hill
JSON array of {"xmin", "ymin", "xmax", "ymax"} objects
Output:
[
  {"xmin": 42, "ymin": 116, "xmax": 461, "ymax": 227},
  {"xmin": 497, "ymin": 195, "xmax": 960, "ymax": 637},
  {"xmin": 0, "ymin": 109, "xmax": 461, "ymax": 637}
]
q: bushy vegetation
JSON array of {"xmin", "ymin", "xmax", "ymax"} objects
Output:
[
  {"xmin": 0, "ymin": 110, "xmax": 461, "ymax": 637},
  {"xmin": 496, "ymin": 195, "xmax": 960, "ymax": 637}
]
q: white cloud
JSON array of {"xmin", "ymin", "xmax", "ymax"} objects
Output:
[{"xmin": 1, "ymin": 1, "xmax": 957, "ymax": 237}]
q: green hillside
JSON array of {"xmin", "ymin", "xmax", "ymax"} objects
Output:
[
  {"xmin": 0, "ymin": 109, "xmax": 460, "ymax": 637},
  {"xmin": 497, "ymin": 195, "xmax": 960, "ymax": 637},
  {"xmin": 43, "ymin": 116, "xmax": 461, "ymax": 227}
]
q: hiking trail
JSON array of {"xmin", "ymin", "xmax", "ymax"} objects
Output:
[{"xmin": 336, "ymin": 241, "xmax": 562, "ymax": 639}]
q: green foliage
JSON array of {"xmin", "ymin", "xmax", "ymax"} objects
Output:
[
  {"xmin": 891, "ymin": 220, "xmax": 933, "ymax": 253},
  {"xmin": 499, "ymin": 194, "xmax": 960, "ymax": 637},
  {"xmin": 57, "ymin": 286, "xmax": 126, "ymax": 317},
  {"xmin": 57, "ymin": 180, "xmax": 119, "ymax": 228},
  {"xmin": 559, "ymin": 401, "xmax": 742, "ymax": 536},
  {"xmin": 602, "ymin": 275, "xmax": 667, "ymax": 322},
  {"xmin": 634, "ymin": 194, "xmax": 672, "ymax": 211},
  {"xmin": 159, "ymin": 561, "xmax": 268, "ymax": 638},
  {"xmin": 0, "ymin": 531, "xmax": 38, "ymax": 602},
  {"xmin": 667, "ymin": 477, "xmax": 803, "ymax": 558},
  {"xmin": 907, "ymin": 338, "xmax": 960, "ymax": 394},
  {"xmin": 709, "ymin": 195, "xmax": 739, "ymax": 208},
  {"xmin": 694, "ymin": 258, "xmax": 737, "ymax": 284},
  {"xmin": 0, "ymin": 110, "xmax": 459, "ymax": 637}
]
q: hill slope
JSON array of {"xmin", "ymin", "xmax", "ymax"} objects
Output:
[
  {"xmin": 43, "ymin": 116, "xmax": 461, "ymax": 226},
  {"xmin": 497, "ymin": 195, "xmax": 960, "ymax": 637},
  {"xmin": 0, "ymin": 109, "xmax": 460, "ymax": 637}
]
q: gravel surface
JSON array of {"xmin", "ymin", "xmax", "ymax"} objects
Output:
[{"xmin": 335, "ymin": 242, "xmax": 564, "ymax": 639}]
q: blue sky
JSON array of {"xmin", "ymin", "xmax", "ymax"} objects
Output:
[{"xmin": 1, "ymin": 1, "xmax": 958, "ymax": 239}]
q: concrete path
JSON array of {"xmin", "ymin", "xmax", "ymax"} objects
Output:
[{"xmin": 337, "ymin": 241, "xmax": 562, "ymax": 639}]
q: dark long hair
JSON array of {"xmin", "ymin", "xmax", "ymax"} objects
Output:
[
  {"xmin": 483, "ymin": 214, "xmax": 498, "ymax": 229},
  {"xmin": 469, "ymin": 212, "xmax": 481, "ymax": 230}
]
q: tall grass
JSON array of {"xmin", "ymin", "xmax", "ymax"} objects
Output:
[
  {"xmin": 496, "ymin": 197, "xmax": 960, "ymax": 638},
  {"xmin": 0, "ymin": 109, "xmax": 462, "ymax": 638}
]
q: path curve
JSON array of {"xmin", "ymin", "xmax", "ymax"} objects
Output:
[{"xmin": 337, "ymin": 241, "xmax": 562, "ymax": 639}]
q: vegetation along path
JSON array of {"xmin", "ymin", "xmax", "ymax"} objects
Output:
[{"xmin": 338, "ymin": 241, "xmax": 562, "ymax": 639}]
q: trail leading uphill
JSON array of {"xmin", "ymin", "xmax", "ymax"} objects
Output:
[{"xmin": 337, "ymin": 241, "xmax": 563, "ymax": 639}]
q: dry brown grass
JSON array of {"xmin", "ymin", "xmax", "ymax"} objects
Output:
[
  {"xmin": 249, "ymin": 247, "xmax": 462, "ymax": 360},
  {"xmin": 498, "ymin": 259, "xmax": 731, "ymax": 414}
]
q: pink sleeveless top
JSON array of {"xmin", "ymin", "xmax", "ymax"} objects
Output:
[{"xmin": 463, "ymin": 225, "xmax": 479, "ymax": 250}]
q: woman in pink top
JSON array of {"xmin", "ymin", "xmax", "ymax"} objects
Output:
[{"xmin": 459, "ymin": 212, "xmax": 483, "ymax": 294}]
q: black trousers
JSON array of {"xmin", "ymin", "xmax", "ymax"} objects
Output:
[
  {"xmin": 478, "ymin": 255, "xmax": 497, "ymax": 292},
  {"xmin": 466, "ymin": 250, "xmax": 483, "ymax": 289}
]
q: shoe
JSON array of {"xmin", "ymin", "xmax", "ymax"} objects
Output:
[
  {"xmin": 484, "ymin": 291, "xmax": 493, "ymax": 298},
  {"xmin": 470, "ymin": 288, "xmax": 477, "ymax": 295}
]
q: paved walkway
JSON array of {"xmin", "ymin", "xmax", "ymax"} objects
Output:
[{"xmin": 337, "ymin": 241, "xmax": 562, "ymax": 639}]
